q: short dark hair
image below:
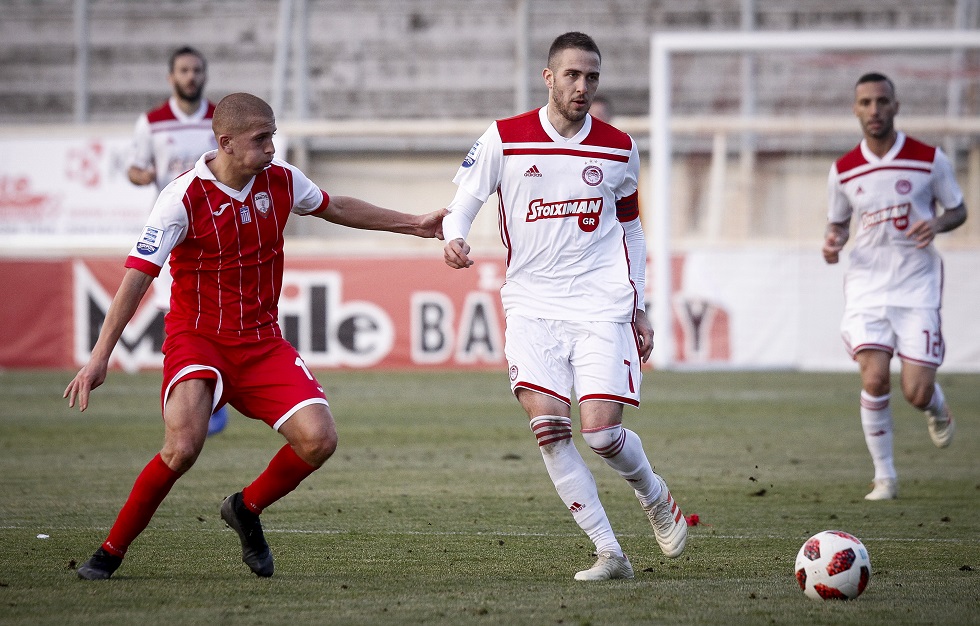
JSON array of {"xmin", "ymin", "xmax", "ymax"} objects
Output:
[
  {"xmin": 169, "ymin": 46, "xmax": 207, "ymax": 73},
  {"xmin": 856, "ymin": 72, "xmax": 895, "ymax": 97},
  {"xmin": 213, "ymin": 92, "xmax": 274, "ymax": 137},
  {"xmin": 547, "ymin": 32, "xmax": 601, "ymax": 69}
]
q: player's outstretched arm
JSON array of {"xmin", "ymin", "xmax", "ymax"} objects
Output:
[
  {"xmin": 65, "ymin": 268, "xmax": 154, "ymax": 411},
  {"xmin": 315, "ymin": 196, "xmax": 446, "ymax": 239}
]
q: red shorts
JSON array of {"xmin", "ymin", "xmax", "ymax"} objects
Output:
[{"xmin": 161, "ymin": 331, "xmax": 328, "ymax": 431}]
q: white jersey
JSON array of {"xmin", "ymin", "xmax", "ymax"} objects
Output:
[
  {"xmin": 452, "ymin": 106, "xmax": 642, "ymax": 322},
  {"xmin": 128, "ymin": 97, "xmax": 218, "ymax": 191},
  {"xmin": 828, "ymin": 132, "xmax": 964, "ymax": 309}
]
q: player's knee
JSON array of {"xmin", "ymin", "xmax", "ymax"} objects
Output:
[
  {"xmin": 295, "ymin": 426, "xmax": 337, "ymax": 467},
  {"xmin": 862, "ymin": 376, "xmax": 890, "ymax": 397},
  {"xmin": 581, "ymin": 424, "xmax": 623, "ymax": 455},
  {"xmin": 312, "ymin": 430, "xmax": 338, "ymax": 465},
  {"xmin": 160, "ymin": 440, "xmax": 203, "ymax": 473},
  {"xmin": 904, "ymin": 385, "xmax": 932, "ymax": 410}
]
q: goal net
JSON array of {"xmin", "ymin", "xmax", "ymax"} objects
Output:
[{"xmin": 645, "ymin": 30, "xmax": 980, "ymax": 371}]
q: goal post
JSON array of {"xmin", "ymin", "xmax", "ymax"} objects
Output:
[{"xmin": 648, "ymin": 29, "xmax": 980, "ymax": 370}]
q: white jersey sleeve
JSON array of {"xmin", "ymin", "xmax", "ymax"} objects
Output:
[
  {"xmin": 931, "ymin": 147, "xmax": 965, "ymax": 209},
  {"xmin": 827, "ymin": 162, "xmax": 852, "ymax": 224},
  {"xmin": 622, "ymin": 216, "xmax": 646, "ymax": 310},
  {"xmin": 127, "ymin": 175, "xmax": 192, "ymax": 272},
  {"xmin": 128, "ymin": 114, "xmax": 154, "ymax": 172},
  {"xmin": 442, "ymin": 187, "xmax": 485, "ymax": 243},
  {"xmin": 616, "ymin": 140, "xmax": 641, "ymax": 201},
  {"xmin": 452, "ymin": 123, "xmax": 504, "ymax": 203},
  {"xmin": 277, "ymin": 158, "xmax": 327, "ymax": 215}
]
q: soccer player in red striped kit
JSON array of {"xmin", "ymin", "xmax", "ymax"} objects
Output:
[{"xmin": 67, "ymin": 92, "xmax": 445, "ymax": 580}]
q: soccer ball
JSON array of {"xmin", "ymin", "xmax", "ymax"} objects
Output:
[{"xmin": 794, "ymin": 530, "xmax": 871, "ymax": 600}]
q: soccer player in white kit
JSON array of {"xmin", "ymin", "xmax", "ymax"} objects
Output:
[
  {"xmin": 823, "ymin": 73, "xmax": 967, "ymax": 501},
  {"xmin": 127, "ymin": 46, "xmax": 230, "ymax": 436},
  {"xmin": 443, "ymin": 32, "xmax": 687, "ymax": 580}
]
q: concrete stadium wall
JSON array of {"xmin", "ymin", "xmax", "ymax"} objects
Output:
[{"xmin": 1, "ymin": 0, "xmax": 975, "ymax": 123}]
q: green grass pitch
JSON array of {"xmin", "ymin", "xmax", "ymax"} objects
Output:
[{"xmin": 1, "ymin": 369, "xmax": 977, "ymax": 625}]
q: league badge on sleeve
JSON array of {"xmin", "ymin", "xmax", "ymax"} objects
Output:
[
  {"xmin": 462, "ymin": 141, "xmax": 482, "ymax": 168},
  {"xmin": 135, "ymin": 226, "xmax": 164, "ymax": 255}
]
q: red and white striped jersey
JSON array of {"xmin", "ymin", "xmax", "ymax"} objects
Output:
[
  {"xmin": 828, "ymin": 132, "xmax": 964, "ymax": 309},
  {"xmin": 452, "ymin": 107, "xmax": 641, "ymax": 322},
  {"xmin": 125, "ymin": 151, "xmax": 329, "ymax": 340},
  {"xmin": 128, "ymin": 97, "xmax": 218, "ymax": 191}
]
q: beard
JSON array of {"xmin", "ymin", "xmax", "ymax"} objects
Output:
[
  {"xmin": 863, "ymin": 117, "xmax": 894, "ymax": 140},
  {"xmin": 175, "ymin": 82, "xmax": 204, "ymax": 103},
  {"xmin": 551, "ymin": 92, "xmax": 588, "ymax": 124}
]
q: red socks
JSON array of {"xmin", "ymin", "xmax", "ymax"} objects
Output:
[
  {"xmin": 99, "ymin": 445, "xmax": 317, "ymax": 557},
  {"xmin": 241, "ymin": 444, "xmax": 317, "ymax": 514},
  {"xmin": 102, "ymin": 454, "xmax": 180, "ymax": 557}
]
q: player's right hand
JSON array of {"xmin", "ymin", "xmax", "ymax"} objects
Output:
[
  {"xmin": 822, "ymin": 233, "xmax": 844, "ymax": 264},
  {"xmin": 444, "ymin": 238, "xmax": 474, "ymax": 269},
  {"xmin": 64, "ymin": 360, "xmax": 108, "ymax": 412}
]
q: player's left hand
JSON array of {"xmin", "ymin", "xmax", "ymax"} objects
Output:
[
  {"xmin": 635, "ymin": 308, "xmax": 654, "ymax": 363},
  {"xmin": 64, "ymin": 359, "xmax": 109, "ymax": 412},
  {"xmin": 906, "ymin": 219, "xmax": 937, "ymax": 249}
]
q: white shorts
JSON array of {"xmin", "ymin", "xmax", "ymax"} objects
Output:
[
  {"xmin": 504, "ymin": 314, "xmax": 642, "ymax": 407},
  {"xmin": 841, "ymin": 306, "xmax": 944, "ymax": 368}
]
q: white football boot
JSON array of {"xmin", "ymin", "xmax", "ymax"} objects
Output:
[
  {"xmin": 926, "ymin": 404, "xmax": 955, "ymax": 448},
  {"xmin": 864, "ymin": 478, "xmax": 898, "ymax": 501},
  {"xmin": 643, "ymin": 475, "xmax": 687, "ymax": 558},
  {"xmin": 574, "ymin": 551, "xmax": 635, "ymax": 581}
]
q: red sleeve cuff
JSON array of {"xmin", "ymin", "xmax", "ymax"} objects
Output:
[
  {"xmin": 125, "ymin": 255, "xmax": 162, "ymax": 277},
  {"xmin": 309, "ymin": 190, "xmax": 331, "ymax": 216}
]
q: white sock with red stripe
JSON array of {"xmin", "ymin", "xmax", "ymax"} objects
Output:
[
  {"xmin": 860, "ymin": 391, "xmax": 896, "ymax": 480},
  {"xmin": 530, "ymin": 415, "xmax": 622, "ymax": 556},
  {"xmin": 582, "ymin": 424, "xmax": 662, "ymax": 508}
]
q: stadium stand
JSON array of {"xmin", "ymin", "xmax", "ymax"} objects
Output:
[{"xmin": 0, "ymin": 0, "xmax": 974, "ymax": 123}]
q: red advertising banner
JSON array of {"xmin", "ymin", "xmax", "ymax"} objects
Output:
[
  {"xmin": 0, "ymin": 256, "xmax": 507, "ymax": 371},
  {"xmin": 3, "ymin": 250, "xmax": 977, "ymax": 372}
]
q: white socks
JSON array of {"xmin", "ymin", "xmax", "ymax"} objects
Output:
[
  {"xmin": 923, "ymin": 382, "xmax": 947, "ymax": 416},
  {"xmin": 530, "ymin": 415, "xmax": 621, "ymax": 556},
  {"xmin": 860, "ymin": 391, "xmax": 896, "ymax": 480},
  {"xmin": 581, "ymin": 424, "xmax": 662, "ymax": 507}
]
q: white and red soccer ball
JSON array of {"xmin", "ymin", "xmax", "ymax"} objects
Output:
[{"xmin": 795, "ymin": 530, "xmax": 871, "ymax": 600}]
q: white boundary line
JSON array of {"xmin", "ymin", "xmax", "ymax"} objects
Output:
[{"xmin": 5, "ymin": 525, "xmax": 975, "ymax": 544}]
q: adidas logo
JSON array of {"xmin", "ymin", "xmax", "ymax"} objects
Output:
[
  {"xmin": 524, "ymin": 165, "xmax": 542, "ymax": 177},
  {"xmin": 569, "ymin": 501, "xmax": 585, "ymax": 513}
]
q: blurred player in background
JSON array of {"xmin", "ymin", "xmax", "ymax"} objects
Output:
[
  {"xmin": 67, "ymin": 93, "xmax": 445, "ymax": 580},
  {"xmin": 823, "ymin": 72, "xmax": 967, "ymax": 501},
  {"xmin": 126, "ymin": 46, "xmax": 229, "ymax": 436},
  {"xmin": 589, "ymin": 94, "xmax": 612, "ymax": 123},
  {"xmin": 442, "ymin": 32, "xmax": 686, "ymax": 581}
]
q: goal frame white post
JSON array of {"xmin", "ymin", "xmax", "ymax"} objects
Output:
[{"xmin": 648, "ymin": 29, "xmax": 980, "ymax": 370}]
